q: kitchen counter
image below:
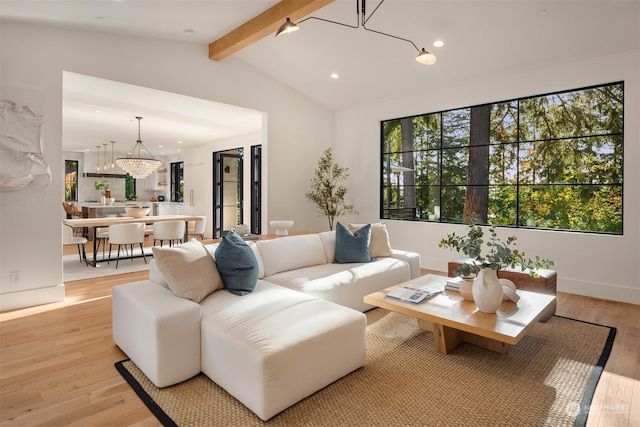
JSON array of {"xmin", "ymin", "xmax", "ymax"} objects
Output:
[
  {"xmin": 151, "ymin": 202, "xmax": 184, "ymax": 216},
  {"xmin": 80, "ymin": 202, "xmax": 151, "ymax": 218}
]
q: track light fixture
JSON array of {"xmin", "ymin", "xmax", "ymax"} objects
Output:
[{"xmin": 275, "ymin": 0, "xmax": 436, "ymax": 65}]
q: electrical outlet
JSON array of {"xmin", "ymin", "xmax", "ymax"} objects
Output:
[{"xmin": 10, "ymin": 271, "xmax": 19, "ymax": 283}]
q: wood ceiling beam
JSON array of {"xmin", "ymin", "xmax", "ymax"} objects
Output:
[{"xmin": 209, "ymin": 0, "xmax": 334, "ymax": 61}]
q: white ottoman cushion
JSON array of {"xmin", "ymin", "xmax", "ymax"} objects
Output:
[
  {"xmin": 112, "ymin": 280, "xmax": 202, "ymax": 387},
  {"xmin": 200, "ymin": 281, "xmax": 366, "ymax": 421}
]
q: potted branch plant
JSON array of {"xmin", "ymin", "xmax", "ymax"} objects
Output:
[
  {"xmin": 94, "ymin": 180, "xmax": 110, "ymax": 196},
  {"xmin": 439, "ymin": 222, "xmax": 554, "ymax": 313},
  {"xmin": 305, "ymin": 148, "xmax": 357, "ymax": 231}
]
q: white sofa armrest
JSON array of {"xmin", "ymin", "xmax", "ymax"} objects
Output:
[
  {"xmin": 390, "ymin": 249, "xmax": 421, "ymax": 279},
  {"xmin": 112, "ymin": 280, "xmax": 202, "ymax": 387}
]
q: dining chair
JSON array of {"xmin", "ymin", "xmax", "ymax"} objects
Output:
[
  {"xmin": 62, "ymin": 202, "xmax": 85, "ymax": 236},
  {"xmin": 94, "ymin": 227, "xmax": 110, "ymax": 261},
  {"xmin": 107, "ymin": 223, "xmax": 147, "ymax": 268},
  {"xmin": 152, "ymin": 221, "xmax": 186, "ymax": 247},
  {"xmin": 187, "ymin": 216, "xmax": 206, "ymax": 240},
  {"xmin": 62, "ymin": 224, "xmax": 88, "ymax": 265}
]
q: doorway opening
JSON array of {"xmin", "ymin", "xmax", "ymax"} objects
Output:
[{"xmin": 212, "ymin": 146, "xmax": 262, "ymax": 238}]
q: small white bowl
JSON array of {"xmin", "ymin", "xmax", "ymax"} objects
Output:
[
  {"xmin": 125, "ymin": 207, "xmax": 150, "ymax": 218},
  {"xmin": 270, "ymin": 220, "xmax": 294, "ymax": 236},
  {"xmin": 106, "ymin": 197, "xmax": 115, "ymax": 206}
]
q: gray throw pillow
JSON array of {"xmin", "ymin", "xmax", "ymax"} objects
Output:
[
  {"xmin": 334, "ymin": 222, "xmax": 373, "ymax": 263},
  {"xmin": 214, "ymin": 230, "xmax": 259, "ymax": 295}
]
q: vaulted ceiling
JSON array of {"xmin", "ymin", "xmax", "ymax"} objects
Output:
[{"xmin": 2, "ymin": 1, "xmax": 638, "ymax": 154}]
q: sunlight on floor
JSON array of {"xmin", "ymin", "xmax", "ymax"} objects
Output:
[{"xmin": 0, "ymin": 291, "xmax": 112, "ymax": 322}]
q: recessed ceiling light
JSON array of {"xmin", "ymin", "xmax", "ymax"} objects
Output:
[
  {"xmin": 433, "ymin": 40, "xmax": 444, "ymax": 48},
  {"xmin": 158, "ymin": 145, "xmax": 164, "ymax": 148},
  {"xmin": 330, "ymin": 73, "xmax": 339, "ymax": 79},
  {"xmin": 177, "ymin": 141, "xmax": 183, "ymax": 144},
  {"xmin": 183, "ymin": 29, "xmax": 195, "ymax": 34},
  {"xmin": 537, "ymin": 9, "xmax": 548, "ymax": 16},
  {"xmin": 95, "ymin": 16, "xmax": 104, "ymax": 21}
]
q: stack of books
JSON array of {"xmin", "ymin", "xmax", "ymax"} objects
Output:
[{"xmin": 445, "ymin": 276, "xmax": 468, "ymax": 292}]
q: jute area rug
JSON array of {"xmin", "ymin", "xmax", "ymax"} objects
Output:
[{"xmin": 116, "ymin": 308, "xmax": 615, "ymax": 427}]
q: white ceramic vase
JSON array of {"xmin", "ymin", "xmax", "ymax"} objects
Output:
[
  {"xmin": 459, "ymin": 279, "xmax": 475, "ymax": 301},
  {"xmin": 473, "ymin": 268, "xmax": 504, "ymax": 313}
]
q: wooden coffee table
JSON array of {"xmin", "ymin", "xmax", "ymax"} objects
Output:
[{"xmin": 364, "ymin": 274, "xmax": 556, "ymax": 354}]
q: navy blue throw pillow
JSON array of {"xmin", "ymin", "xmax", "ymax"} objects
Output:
[
  {"xmin": 334, "ymin": 222, "xmax": 373, "ymax": 264},
  {"xmin": 214, "ymin": 230, "xmax": 259, "ymax": 296}
]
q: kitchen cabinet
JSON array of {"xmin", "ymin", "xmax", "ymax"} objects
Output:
[
  {"xmin": 144, "ymin": 168, "xmax": 168, "ymax": 191},
  {"xmin": 157, "ymin": 202, "xmax": 184, "ymax": 216},
  {"xmin": 144, "ymin": 171, "xmax": 158, "ymax": 190}
]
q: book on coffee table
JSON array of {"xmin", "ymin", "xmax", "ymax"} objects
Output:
[
  {"xmin": 385, "ymin": 285, "xmax": 442, "ymax": 304},
  {"xmin": 445, "ymin": 276, "xmax": 465, "ymax": 291}
]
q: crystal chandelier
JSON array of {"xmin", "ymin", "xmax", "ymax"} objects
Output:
[{"xmin": 116, "ymin": 116, "xmax": 161, "ymax": 179}]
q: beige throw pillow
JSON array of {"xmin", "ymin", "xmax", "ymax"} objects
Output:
[
  {"xmin": 348, "ymin": 222, "xmax": 392, "ymax": 257},
  {"xmin": 152, "ymin": 239, "xmax": 223, "ymax": 303}
]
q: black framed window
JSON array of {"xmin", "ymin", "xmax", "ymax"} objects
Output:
[
  {"xmin": 125, "ymin": 175, "xmax": 136, "ymax": 200},
  {"xmin": 250, "ymin": 145, "xmax": 262, "ymax": 235},
  {"xmin": 170, "ymin": 161, "xmax": 184, "ymax": 202},
  {"xmin": 381, "ymin": 82, "xmax": 624, "ymax": 234},
  {"xmin": 64, "ymin": 160, "xmax": 78, "ymax": 201}
]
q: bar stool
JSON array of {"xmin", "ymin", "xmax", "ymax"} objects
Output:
[{"xmin": 108, "ymin": 223, "xmax": 147, "ymax": 268}]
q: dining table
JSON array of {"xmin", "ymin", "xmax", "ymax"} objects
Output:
[{"xmin": 63, "ymin": 214, "xmax": 203, "ymax": 267}]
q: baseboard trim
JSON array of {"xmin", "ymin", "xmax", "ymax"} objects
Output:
[
  {"xmin": 0, "ymin": 284, "xmax": 65, "ymax": 312},
  {"xmin": 558, "ymin": 278, "xmax": 639, "ymax": 306}
]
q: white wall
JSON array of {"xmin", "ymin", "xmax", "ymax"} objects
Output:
[
  {"xmin": 333, "ymin": 49, "xmax": 640, "ymax": 305},
  {"xmin": 0, "ymin": 22, "xmax": 332, "ymax": 310}
]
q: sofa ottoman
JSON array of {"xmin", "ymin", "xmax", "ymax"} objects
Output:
[
  {"xmin": 199, "ymin": 281, "xmax": 366, "ymax": 421},
  {"xmin": 112, "ymin": 280, "xmax": 202, "ymax": 388}
]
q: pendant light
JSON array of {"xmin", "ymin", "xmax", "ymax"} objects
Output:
[
  {"xmin": 103, "ymin": 143, "xmax": 108, "ymax": 170},
  {"xmin": 275, "ymin": 0, "xmax": 437, "ymax": 65},
  {"xmin": 116, "ymin": 116, "xmax": 161, "ymax": 179},
  {"xmin": 96, "ymin": 145, "xmax": 101, "ymax": 171},
  {"xmin": 110, "ymin": 140, "xmax": 116, "ymax": 169}
]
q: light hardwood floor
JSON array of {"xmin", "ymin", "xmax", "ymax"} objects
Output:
[{"xmin": 1, "ymin": 267, "xmax": 638, "ymax": 426}]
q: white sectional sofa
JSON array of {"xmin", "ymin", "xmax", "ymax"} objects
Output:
[
  {"xmin": 255, "ymin": 230, "xmax": 420, "ymax": 312},
  {"xmin": 112, "ymin": 227, "xmax": 420, "ymax": 421}
]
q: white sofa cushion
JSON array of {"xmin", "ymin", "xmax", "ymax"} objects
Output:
[
  {"xmin": 257, "ymin": 234, "xmax": 327, "ymax": 277},
  {"xmin": 199, "ymin": 281, "xmax": 366, "ymax": 421},
  {"xmin": 152, "ymin": 239, "xmax": 223, "ymax": 303},
  {"xmin": 317, "ymin": 230, "xmax": 336, "ymax": 261},
  {"xmin": 112, "ymin": 280, "xmax": 202, "ymax": 387},
  {"xmin": 266, "ymin": 257, "xmax": 412, "ymax": 312}
]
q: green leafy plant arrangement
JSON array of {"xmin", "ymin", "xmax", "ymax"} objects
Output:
[
  {"xmin": 439, "ymin": 223, "xmax": 555, "ymax": 277},
  {"xmin": 305, "ymin": 147, "xmax": 357, "ymax": 231},
  {"xmin": 93, "ymin": 180, "xmax": 110, "ymax": 193}
]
